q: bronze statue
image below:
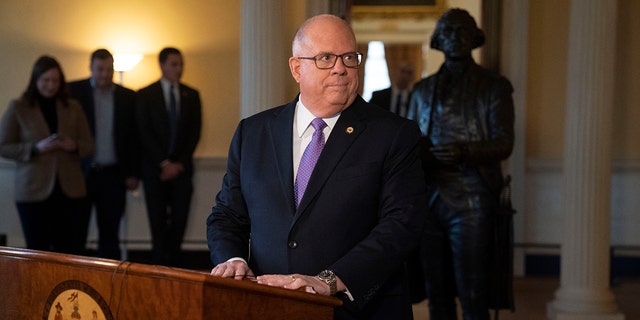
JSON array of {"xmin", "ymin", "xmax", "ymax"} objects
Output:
[{"xmin": 407, "ymin": 8, "xmax": 515, "ymax": 320}]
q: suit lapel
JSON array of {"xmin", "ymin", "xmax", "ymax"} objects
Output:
[
  {"xmin": 80, "ymin": 80, "xmax": 97, "ymax": 136},
  {"xmin": 154, "ymin": 81, "xmax": 168, "ymax": 117},
  {"xmin": 267, "ymin": 101, "xmax": 297, "ymax": 211},
  {"xmin": 175, "ymin": 84, "xmax": 195, "ymax": 137},
  {"xmin": 177, "ymin": 84, "xmax": 187, "ymax": 121},
  {"xmin": 294, "ymin": 97, "xmax": 368, "ymax": 216},
  {"xmin": 148, "ymin": 82, "xmax": 170, "ymax": 138}
]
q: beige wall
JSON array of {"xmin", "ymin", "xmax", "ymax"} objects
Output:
[
  {"xmin": 0, "ymin": 0, "xmax": 238, "ymax": 158},
  {"xmin": 526, "ymin": 1, "xmax": 569, "ymax": 159},
  {"xmin": 527, "ymin": 0, "xmax": 640, "ymax": 160},
  {"xmin": 612, "ymin": 0, "xmax": 640, "ymax": 159}
]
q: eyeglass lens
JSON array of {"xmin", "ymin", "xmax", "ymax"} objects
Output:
[{"xmin": 315, "ymin": 53, "xmax": 361, "ymax": 69}]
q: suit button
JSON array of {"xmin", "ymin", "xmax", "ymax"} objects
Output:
[{"xmin": 288, "ymin": 241, "xmax": 298, "ymax": 249}]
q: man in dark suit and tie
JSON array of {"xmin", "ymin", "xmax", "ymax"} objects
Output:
[
  {"xmin": 136, "ymin": 47, "xmax": 202, "ymax": 267},
  {"xmin": 207, "ymin": 14, "xmax": 427, "ymax": 319},
  {"xmin": 68, "ymin": 48, "xmax": 139, "ymax": 259},
  {"xmin": 369, "ymin": 60, "xmax": 415, "ymax": 117}
]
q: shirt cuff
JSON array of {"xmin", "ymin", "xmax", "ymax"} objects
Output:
[
  {"xmin": 227, "ymin": 257, "xmax": 248, "ymax": 264},
  {"xmin": 342, "ymin": 288, "xmax": 355, "ymax": 301}
]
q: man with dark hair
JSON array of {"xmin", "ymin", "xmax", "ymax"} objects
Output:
[
  {"xmin": 407, "ymin": 8, "xmax": 515, "ymax": 320},
  {"xmin": 68, "ymin": 48, "xmax": 139, "ymax": 259},
  {"xmin": 136, "ymin": 47, "xmax": 201, "ymax": 267}
]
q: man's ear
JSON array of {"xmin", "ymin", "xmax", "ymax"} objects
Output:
[{"xmin": 289, "ymin": 57, "xmax": 301, "ymax": 83}]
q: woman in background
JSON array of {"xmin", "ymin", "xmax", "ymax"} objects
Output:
[{"xmin": 0, "ymin": 55, "xmax": 93, "ymax": 254}]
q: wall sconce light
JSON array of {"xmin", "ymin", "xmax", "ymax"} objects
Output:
[{"xmin": 113, "ymin": 53, "xmax": 143, "ymax": 85}]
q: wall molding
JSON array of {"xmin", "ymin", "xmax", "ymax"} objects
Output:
[{"xmin": 527, "ymin": 158, "xmax": 640, "ymax": 173}]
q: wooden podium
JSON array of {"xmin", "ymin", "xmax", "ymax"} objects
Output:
[{"xmin": 0, "ymin": 246, "xmax": 341, "ymax": 319}]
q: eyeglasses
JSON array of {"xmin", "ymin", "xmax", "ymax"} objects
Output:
[{"xmin": 297, "ymin": 52, "xmax": 363, "ymax": 69}]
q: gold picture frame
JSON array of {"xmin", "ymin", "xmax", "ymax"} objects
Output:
[{"xmin": 351, "ymin": 0, "xmax": 445, "ymax": 19}]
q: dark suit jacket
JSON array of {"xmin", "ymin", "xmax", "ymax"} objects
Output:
[
  {"xmin": 369, "ymin": 88, "xmax": 392, "ymax": 111},
  {"xmin": 135, "ymin": 81, "xmax": 201, "ymax": 173},
  {"xmin": 207, "ymin": 95, "xmax": 427, "ymax": 319},
  {"xmin": 370, "ymin": 88, "xmax": 412, "ymax": 117},
  {"xmin": 67, "ymin": 79, "xmax": 138, "ymax": 178}
]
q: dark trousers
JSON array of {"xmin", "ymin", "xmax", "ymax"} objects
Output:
[
  {"xmin": 421, "ymin": 197, "xmax": 492, "ymax": 320},
  {"xmin": 80, "ymin": 165, "xmax": 127, "ymax": 260},
  {"xmin": 17, "ymin": 182, "xmax": 85, "ymax": 255},
  {"xmin": 142, "ymin": 166, "xmax": 193, "ymax": 267}
]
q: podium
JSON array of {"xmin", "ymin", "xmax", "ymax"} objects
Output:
[{"xmin": 0, "ymin": 246, "xmax": 342, "ymax": 319}]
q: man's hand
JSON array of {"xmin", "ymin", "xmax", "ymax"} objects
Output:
[
  {"xmin": 210, "ymin": 260, "xmax": 254, "ymax": 280},
  {"xmin": 126, "ymin": 177, "xmax": 139, "ymax": 191},
  {"xmin": 256, "ymin": 274, "xmax": 346, "ymax": 296},
  {"xmin": 160, "ymin": 161, "xmax": 184, "ymax": 181}
]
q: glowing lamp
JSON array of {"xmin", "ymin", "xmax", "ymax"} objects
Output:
[{"xmin": 113, "ymin": 53, "xmax": 143, "ymax": 85}]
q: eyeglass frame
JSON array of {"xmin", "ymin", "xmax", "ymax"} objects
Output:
[{"xmin": 296, "ymin": 52, "xmax": 363, "ymax": 69}]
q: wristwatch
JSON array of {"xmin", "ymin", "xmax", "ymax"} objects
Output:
[{"xmin": 317, "ymin": 269, "xmax": 338, "ymax": 296}]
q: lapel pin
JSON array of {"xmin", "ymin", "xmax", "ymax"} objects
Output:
[{"xmin": 346, "ymin": 127, "xmax": 354, "ymax": 134}]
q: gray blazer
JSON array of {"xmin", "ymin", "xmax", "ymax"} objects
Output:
[{"xmin": 0, "ymin": 98, "xmax": 93, "ymax": 201}]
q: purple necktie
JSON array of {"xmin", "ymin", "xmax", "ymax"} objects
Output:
[{"xmin": 294, "ymin": 118, "xmax": 327, "ymax": 207}]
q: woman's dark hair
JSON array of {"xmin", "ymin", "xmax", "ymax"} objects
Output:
[{"xmin": 22, "ymin": 55, "xmax": 70, "ymax": 106}]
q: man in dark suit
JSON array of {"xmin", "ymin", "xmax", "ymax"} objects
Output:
[
  {"xmin": 68, "ymin": 49, "xmax": 139, "ymax": 259},
  {"xmin": 369, "ymin": 61, "xmax": 415, "ymax": 117},
  {"xmin": 207, "ymin": 15, "xmax": 427, "ymax": 319},
  {"xmin": 136, "ymin": 47, "xmax": 202, "ymax": 267}
]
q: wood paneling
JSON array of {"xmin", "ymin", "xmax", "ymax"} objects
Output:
[{"xmin": 0, "ymin": 246, "xmax": 341, "ymax": 319}]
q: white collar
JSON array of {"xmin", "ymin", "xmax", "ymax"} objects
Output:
[
  {"xmin": 160, "ymin": 78, "xmax": 178, "ymax": 92},
  {"xmin": 295, "ymin": 96, "xmax": 340, "ymax": 138}
]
